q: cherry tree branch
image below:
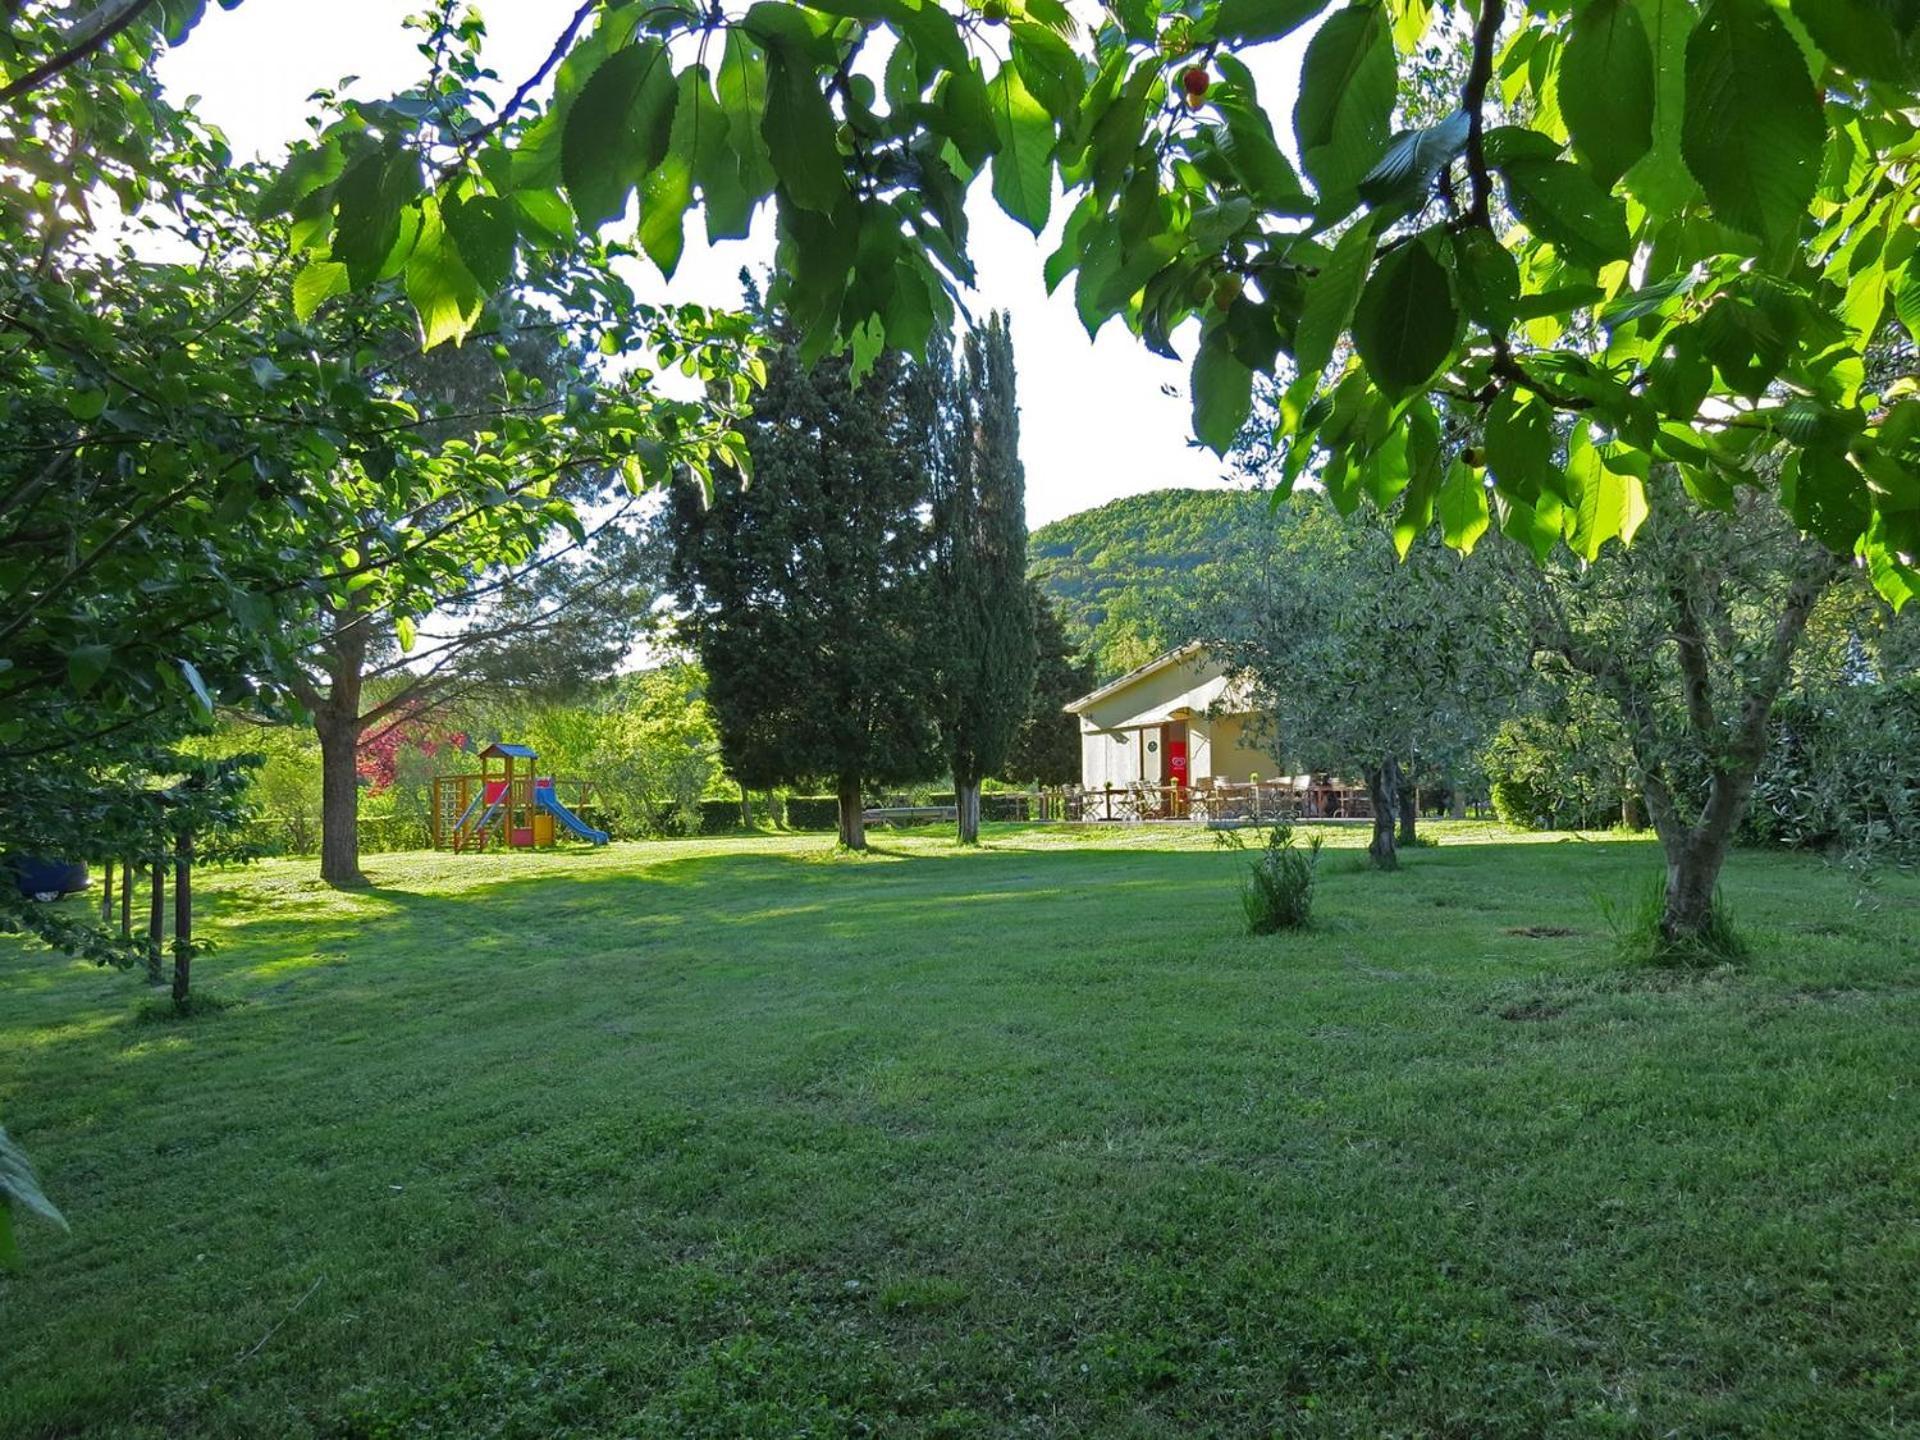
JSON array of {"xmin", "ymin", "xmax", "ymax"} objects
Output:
[{"xmin": 0, "ymin": 0, "xmax": 160, "ymax": 106}]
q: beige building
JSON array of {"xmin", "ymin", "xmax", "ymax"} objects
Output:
[{"xmin": 1064, "ymin": 642, "xmax": 1283, "ymax": 792}]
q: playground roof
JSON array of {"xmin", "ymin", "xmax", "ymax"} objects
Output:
[{"xmin": 481, "ymin": 743, "xmax": 538, "ymax": 759}]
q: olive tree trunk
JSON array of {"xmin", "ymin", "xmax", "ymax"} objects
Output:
[
  {"xmin": 1557, "ymin": 546, "xmax": 1840, "ymax": 944},
  {"xmin": 1397, "ymin": 781, "xmax": 1418, "ymax": 847},
  {"xmin": 836, "ymin": 775, "xmax": 867, "ymax": 851},
  {"xmin": 1364, "ymin": 758, "xmax": 1400, "ymax": 871}
]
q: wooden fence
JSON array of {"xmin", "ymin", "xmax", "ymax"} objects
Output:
[{"xmin": 1036, "ymin": 780, "xmax": 1372, "ymax": 824}]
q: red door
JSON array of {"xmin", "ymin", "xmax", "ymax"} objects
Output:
[{"xmin": 1165, "ymin": 721, "xmax": 1188, "ymax": 790}]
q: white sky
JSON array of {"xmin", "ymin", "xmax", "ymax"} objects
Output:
[{"xmin": 156, "ymin": 1, "xmax": 1312, "ymax": 526}]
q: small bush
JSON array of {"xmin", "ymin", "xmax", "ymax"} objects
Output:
[
  {"xmin": 1240, "ymin": 823, "xmax": 1324, "ymax": 934},
  {"xmin": 784, "ymin": 796, "xmax": 842, "ymax": 831},
  {"xmin": 1601, "ymin": 876, "xmax": 1749, "ymax": 969},
  {"xmin": 1489, "ymin": 777, "xmax": 1545, "ymax": 831}
]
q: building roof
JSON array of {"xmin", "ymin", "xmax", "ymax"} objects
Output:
[
  {"xmin": 1064, "ymin": 641, "xmax": 1258, "ymax": 730},
  {"xmin": 481, "ymin": 742, "xmax": 539, "ymax": 759},
  {"xmin": 1063, "ymin": 641, "xmax": 1209, "ymax": 715}
]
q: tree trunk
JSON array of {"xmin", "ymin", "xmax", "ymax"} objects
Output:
[
  {"xmin": 764, "ymin": 790, "xmax": 779, "ymax": 829},
  {"xmin": 119, "ymin": 861, "xmax": 132, "ymax": 941},
  {"xmin": 317, "ymin": 717, "xmax": 366, "ymax": 887},
  {"xmin": 1449, "ymin": 784, "xmax": 1467, "ymax": 820},
  {"xmin": 836, "ymin": 775, "xmax": 867, "ymax": 851},
  {"xmin": 739, "ymin": 783, "xmax": 752, "ymax": 829},
  {"xmin": 955, "ymin": 775, "xmax": 981, "ymax": 845},
  {"xmin": 101, "ymin": 859, "xmax": 114, "ymax": 924},
  {"xmin": 298, "ymin": 605, "xmax": 371, "ymax": 888},
  {"xmin": 146, "ymin": 859, "xmax": 165, "ymax": 985},
  {"xmin": 1397, "ymin": 780, "xmax": 1417, "ymax": 847},
  {"xmin": 1663, "ymin": 841, "xmax": 1723, "ymax": 942},
  {"xmin": 172, "ymin": 831, "xmax": 192, "ymax": 1005},
  {"xmin": 1365, "ymin": 759, "xmax": 1399, "ymax": 871},
  {"xmin": 1622, "ymin": 787, "xmax": 1647, "ymax": 832},
  {"xmin": 1652, "ymin": 764, "xmax": 1759, "ymax": 943}
]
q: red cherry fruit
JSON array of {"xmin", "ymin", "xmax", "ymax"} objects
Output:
[{"xmin": 1181, "ymin": 67, "xmax": 1210, "ymax": 98}]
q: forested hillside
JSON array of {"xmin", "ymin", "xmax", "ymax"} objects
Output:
[{"xmin": 1028, "ymin": 488, "xmax": 1266, "ymax": 680}]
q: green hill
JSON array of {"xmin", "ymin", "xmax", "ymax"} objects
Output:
[{"xmin": 1028, "ymin": 487, "xmax": 1265, "ymax": 680}]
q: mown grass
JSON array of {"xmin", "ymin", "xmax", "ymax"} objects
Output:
[{"xmin": 2, "ymin": 823, "xmax": 1916, "ymax": 1438}]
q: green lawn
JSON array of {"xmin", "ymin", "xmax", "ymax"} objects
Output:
[{"xmin": 2, "ymin": 824, "xmax": 1917, "ymax": 1438}]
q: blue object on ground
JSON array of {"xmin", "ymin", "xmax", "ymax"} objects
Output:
[
  {"xmin": 534, "ymin": 788, "xmax": 609, "ymax": 845},
  {"xmin": 8, "ymin": 857, "xmax": 91, "ymax": 900}
]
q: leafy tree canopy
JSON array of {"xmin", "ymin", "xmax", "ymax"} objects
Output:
[
  {"xmin": 1, "ymin": 1, "xmax": 759, "ymax": 912},
  {"xmin": 171, "ymin": 0, "xmax": 1920, "ymax": 605}
]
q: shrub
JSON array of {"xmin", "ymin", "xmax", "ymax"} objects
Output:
[
  {"xmin": 1489, "ymin": 778, "xmax": 1546, "ymax": 831},
  {"xmin": 784, "ymin": 795, "xmax": 842, "ymax": 831},
  {"xmin": 1240, "ymin": 823, "xmax": 1323, "ymax": 934},
  {"xmin": 1746, "ymin": 678, "xmax": 1920, "ymax": 861},
  {"xmin": 1601, "ymin": 875, "xmax": 1749, "ymax": 970},
  {"xmin": 1483, "ymin": 706, "xmax": 1631, "ymax": 831}
]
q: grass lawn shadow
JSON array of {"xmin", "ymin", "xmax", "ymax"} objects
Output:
[{"xmin": 2, "ymin": 824, "xmax": 1916, "ymax": 1438}]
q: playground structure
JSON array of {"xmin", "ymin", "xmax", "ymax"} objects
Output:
[{"xmin": 430, "ymin": 742, "xmax": 609, "ymax": 852}]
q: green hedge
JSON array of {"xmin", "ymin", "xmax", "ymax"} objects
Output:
[
  {"xmin": 783, "ymin": 792, "xmax": 1033, "ymax": 831},
  {"xmin": 785, "ymin": 796, "xmax": 842, "ymax": 831},
  {"xmin": 983, "ymin": 793, "xmax": 1030, "ymax": 822},
  {"xmin": 238, "ymin": 814, "xmax": 429, "ymax": 856},
  {"xmin": 696, "ymin": 798, "xmax": 747, "ymax": 834}
]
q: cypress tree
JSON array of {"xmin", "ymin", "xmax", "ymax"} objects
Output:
[
  {"xmin": 930, "ymin": 314, "xmax": 1036, "ymax": 844},
  {"xmin": 666, "ymin": 319, "xmax": 941, "ymax": 850},
  {"xmin": 1000, "ymin": 584, "xmax": 1094, "ymax": 786}
]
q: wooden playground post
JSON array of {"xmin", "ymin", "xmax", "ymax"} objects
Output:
[{"xmin": 172, "ymin": 831, "xmax": 193, "ymax": 1004}]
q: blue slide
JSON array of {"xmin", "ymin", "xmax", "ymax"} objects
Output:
[
  {"xmin": 535, "ymin": 788, "xmax": 609, "ymax": 845},
  {"xmin": 450, "ymin": 791, "xmax": 486, "ymax": 836},
  {"xmin": 462, "ymin": 800, "xmax": 504, "ymax": 849}
]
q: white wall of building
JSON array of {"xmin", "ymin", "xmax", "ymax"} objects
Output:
[{"xmin": 1069, "ymin": 646, "xmax": 1285, "ymax": 790}]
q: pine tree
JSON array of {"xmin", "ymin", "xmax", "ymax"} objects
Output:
[
  {"xmin": 666, "ymin": 321, "xmax": 941, "ymax": 850},
  {"xmin": 930, "ymin": 314, "xmax": 1036, "ymax": 844}
]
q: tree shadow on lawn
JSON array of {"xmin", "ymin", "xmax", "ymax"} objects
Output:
[{"xmin": 7, "ymin": 835, "xmax": 1914, "ymax": 1062}]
